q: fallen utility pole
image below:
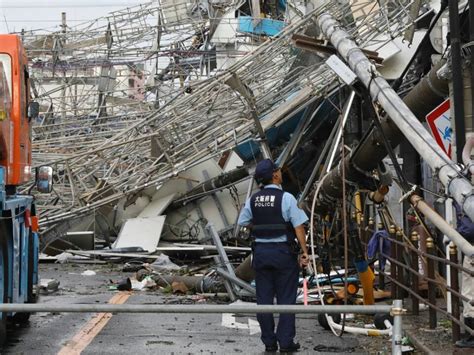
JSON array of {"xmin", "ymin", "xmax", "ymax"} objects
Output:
[
  {"xmin": 316, "ymin": 13, "xmax": 474, "ymax": 246},
  {"xmin": 312, "ymin": 59, "xmax": 448, "ymax": 215}
]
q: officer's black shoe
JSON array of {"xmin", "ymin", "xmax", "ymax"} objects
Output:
[
  {"xmin": 455, "ymin": 336, "xmax": 474, "ymax": 348},
  {"xmin": 455, "ymin": 317, "xmax": 474, "ymax": 348},
  {"xmin": 279, "ymin": 342, "xmax": 300, "ymax": 353},
  {"xmin": 264, "ymin": 343, "xmax": 278, "ymax": 352}
]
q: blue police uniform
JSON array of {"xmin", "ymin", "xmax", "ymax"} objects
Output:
[{"xmin": 238, "ymin": 183, "xmax": 308, "ymax": 349}]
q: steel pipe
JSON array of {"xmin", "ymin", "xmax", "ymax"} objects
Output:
[
  {"xmin": 392, "ymin": 299, "xmax": 404, "ymax": 355},
  {"xmin": 215, "ymin": 268, "xmax": 256, "ymax": 295},
  {"xmin": 0, "ymin": 303, "xmax": 393, "ymax": 314},
  {"xmin": 316, "ymin": 13, "xmax": 474, "ymax": 247},
  {"xmin": 462, "ymin": 136, "xmax": 474, "ymax": 175},
  {"xmin": 410, "ymin": 195, "xmax": 474, "ymax": 257}
]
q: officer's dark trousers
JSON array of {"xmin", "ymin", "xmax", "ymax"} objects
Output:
[{"xmin": 253, "ymin": 243, "xmax": 299, "ymax": 348}]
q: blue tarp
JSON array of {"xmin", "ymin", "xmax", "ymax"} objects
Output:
[
  {"xmin": 238, "ymin": 16, "xmax": 286, "ymax": 37},
  {"xmin": 234, "ymin": 110, "xmax": 303, "ymax": 161}
]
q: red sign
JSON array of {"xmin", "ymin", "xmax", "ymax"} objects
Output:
[{"xmin": 426, "ymin": 99, "xmax": 451, "ymax": 157}]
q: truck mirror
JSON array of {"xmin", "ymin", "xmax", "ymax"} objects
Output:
[
  {"xmin": 36, "ymin": 166, "xmax": 53, "ymax": 193},
  {"xmin": 28, "ymin": 102, "xmax": 40, "ymax": 120}
]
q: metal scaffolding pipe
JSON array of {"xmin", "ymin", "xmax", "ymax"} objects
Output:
[
  {"xmin": 216, "ymin": 268, "xmax": 256, "ymax": 295},
  {"xmin": 316, "ymin": 13, "xmax": 474, "ymax": 238},
  {"xmin": 410, "ymin": 195, "xmax": 474, "ymax": 257},
  {"xmin": 0, "ymin": 302, "xmax": 392, "ymax": 314},
  {"xmin": 168, "ymin": 167, "xmax": 249, "ymax": 209},
  {"xmin": 392, "ymin": 299, "xmax": 404, "ymax": 355}
]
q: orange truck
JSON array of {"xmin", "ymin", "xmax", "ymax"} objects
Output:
[{"xmin": 0, "ymin": 34, "xmax": 52, "ymax": 344}]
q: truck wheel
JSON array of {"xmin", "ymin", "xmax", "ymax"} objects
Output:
[{"xmin": 0, "ymin": 244, "xmax": 8, "ymax": 345}]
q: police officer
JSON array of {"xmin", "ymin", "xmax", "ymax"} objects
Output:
[{"xmin": 238, "ymin": 159, "xmax": 309, "ymax": 353}]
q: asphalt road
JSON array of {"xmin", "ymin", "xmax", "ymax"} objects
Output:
[{"xmin": 1, "ymin": 263, "xmax": 385, "ymax": 354}]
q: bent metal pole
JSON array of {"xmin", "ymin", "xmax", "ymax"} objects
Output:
[{"xmin": 316, "ymin": 14, "xmax": 474, "ymax": 238}]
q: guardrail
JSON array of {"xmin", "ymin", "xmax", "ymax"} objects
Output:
[
  {"xmin": 372, "ymin": 224, "xmax": 473, "ymax": 343},
  {"xmin": 0, "ymin": 301, "xmax": 404, "ymax": 354}
]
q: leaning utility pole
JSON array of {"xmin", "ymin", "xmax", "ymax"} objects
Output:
[{"xmin": 315, "ymin": 12, "xmax": 474, "ymax": 256}]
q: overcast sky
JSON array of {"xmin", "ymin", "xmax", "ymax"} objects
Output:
[{"xmin": 0, "ymin": 0, "xmax": 146, "ymax": 33}]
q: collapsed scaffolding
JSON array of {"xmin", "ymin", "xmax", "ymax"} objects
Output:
[
  {"xmin": 12, "ymin": 0, "xmax": 474, "ymax": 348},
  {"xmin": 20, "ymin": 0, "xmax": 428, "ymax": 239}
]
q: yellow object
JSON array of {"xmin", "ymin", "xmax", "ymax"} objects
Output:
[
  {"xmin": 359, "ymin": 267, "xmax": 375, "ymax": 305},
  {"xmin": 367, "ymin": 329, "xmax": 381, "ymax": 336},
  {"xmin": 346, "ymin": 283, "xmax": 359, "ymax": 295},
  {"xmin": 354, "ymin": 191, "xmax": 363, "ymax": 225}
]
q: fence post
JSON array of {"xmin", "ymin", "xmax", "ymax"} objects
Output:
[
  {"xmin": 389, "ymin": 225, "xmax": 397, "ymax": 298},
  {"xmin": 396, "ymin": 228, "xmax": 404, "ymax": 299},
  {"xmin": 375, "ymin": 221, "xmax": 385, "ymax": 289},
  {"xmin": 410, "ymin": 231, "xmax": 419, "ymax": 315},
  {"xmin": 391, "ymin": 299, "xmax": 404, "ymax": 355},
  {"xmin": 449, "ymin": 243, "xmax": 461, "ymax": 342},
  {"xmin": 426, "ymin": 237, "xmax": 437, "ymax": 329}
]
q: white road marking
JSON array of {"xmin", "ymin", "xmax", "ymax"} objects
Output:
[{"xmin": 221, "ymin": 313, "xmax": 260, "ymax": 335}]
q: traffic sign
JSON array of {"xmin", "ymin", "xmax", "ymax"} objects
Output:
[{"xmin": 426, "ymin": 99, "xmax": 451, "ymax": 157}]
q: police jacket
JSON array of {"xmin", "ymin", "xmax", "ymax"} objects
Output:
[
  {"xmin": 250, "ymin": 186, "xmax": 296, "ymax": 241},
  {"xmin": 237, "ymin": 184, "xmax": 308, "ymax": 242}
]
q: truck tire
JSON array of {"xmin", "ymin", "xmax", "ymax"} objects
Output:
[
  {"xmin": 0, "ymin": 242, "xmax": 8, "ymax": 345},
  {"xmin": 27, "ymin": 230, "xmax": 37, "ymax": 303}
]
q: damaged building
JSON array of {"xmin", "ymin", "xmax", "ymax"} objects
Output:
[{"xmin": 0, "ymin": 0, "xmax": 473, "ymax": 353}]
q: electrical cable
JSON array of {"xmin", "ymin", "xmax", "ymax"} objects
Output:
[
  {"xmin": 309, "ymin": 172, "xmax": 344, "ymax": 336},
  {"xmin": 371, "ymin": 101, "xmax": 410, "ymax": 192}
]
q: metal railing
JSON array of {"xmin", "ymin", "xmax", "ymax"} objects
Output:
[
  {"xmin": 372, "ymin": 224, "xmax": 474, "ymax": 343},
  {"xmin": 0, "ymin": 300, "xmax": 405, "ymax": 354}
]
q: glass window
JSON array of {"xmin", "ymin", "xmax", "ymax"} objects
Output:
[
  {"xmin": 0, "ymin": 54, "xmax": 12, "ymax": 97},
  {"xmin": 0, "ymin": 55, "xmax": 12, "ymax": 119}
]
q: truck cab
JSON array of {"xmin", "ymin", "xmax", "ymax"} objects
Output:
[{"xmin": 0, "ymin": 34, "xmax": 43, "ymax": 345}]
